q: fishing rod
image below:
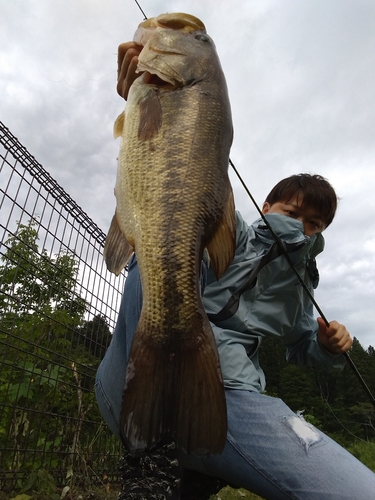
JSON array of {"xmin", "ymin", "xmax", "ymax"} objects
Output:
[
  {"xmin": 230, "ymin": 159, "xmax": 375, "ymax": 409},
  {"xmin": 132, "ymin": 0, "xmax": 375, "ymax": 409}
]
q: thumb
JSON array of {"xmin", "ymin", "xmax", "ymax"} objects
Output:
[
  {"xmin": 317, "ymin": 317, "xmax": 330, "ymax": 350},
  {"xmin": 317, "ymin": 316, "xmax": 327, "ymax": 330},
  {"xmin": 317, "ymin": 317, "xmax": 330, "ymax": 338}
]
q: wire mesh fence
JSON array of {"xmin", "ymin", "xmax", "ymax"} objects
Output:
[{"xmin": 0, "ymin": 121, "xmax": 125, "ymax": 492}]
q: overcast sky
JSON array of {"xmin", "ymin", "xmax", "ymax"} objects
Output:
[{"xmin": 1, "ymin": 0, "xmax": 374, "ymax": 350}]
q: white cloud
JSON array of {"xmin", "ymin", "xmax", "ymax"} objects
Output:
[{"xmin": 1, "ymin": 0, "xmax": 374, "ymax": 350}]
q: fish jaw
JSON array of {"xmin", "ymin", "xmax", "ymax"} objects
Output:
[
  {"xmin": 136, "ymin": 61, "xmax": 182, "ymax": 88},
  {"xmin": 153, "ymin": 12, "xmax": 206, "ymax": 32},
  {"xmin": 133, "ymin": 12, "xmax": 206, "ymax": 46}
]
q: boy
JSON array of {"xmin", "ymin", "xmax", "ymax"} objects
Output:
[{"xmin": 95, "ymin": 43, "xmax": 375, "ymax": 499}]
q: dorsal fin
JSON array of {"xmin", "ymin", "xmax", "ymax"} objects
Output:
[{"xmin": 114, "ymin": 112, "xmax": 125, "ymax": 139}]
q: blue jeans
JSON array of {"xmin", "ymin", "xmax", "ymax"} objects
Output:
[{"xmin": 95, "ymin": 255, "xmax": 375, "ymax": 499}]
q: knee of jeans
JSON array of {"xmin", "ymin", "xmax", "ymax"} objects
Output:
[
  {"xmin": 94, "ymin": 380, "xmax": 122, "ymax": 442},
  {"xmin": 282, "ymin": 411, "xmax": 324, "ymax": 453}
]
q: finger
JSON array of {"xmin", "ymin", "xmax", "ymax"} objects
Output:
[
  {"xmin": 117, "ymin": 49, "xmax": 142, "ymax": 100},
  {"xmin": 118, "ymin": 45, "xmax": 141, "ymax": 83},
  {"xmin": 331, "ymin": 339, "xmax": 352, "ymax": 354},
  {"xmin": 124, "ymin": 54, "xmax": 140, "ymax": 99},
  {"xmin": 324, "ymin": 320, "xmax": 341, "ymax": 338},
  {"xmin": 317, "ymin": 317, "xmax": 328, "ymax": 334},
  {"xmin": 117, "ymin": 56, "xmax": 139, "ymax": 100},
  {"xmin": 117, "ymin": 42, "xmax": 141, "ymax": 76},
  {"xmin": 328, "ymin": 329, "xmax": 352, "ymax": 353},
  {"xmin": 341, "ymin": 337, "xmax": 353, "ymax": 352}
]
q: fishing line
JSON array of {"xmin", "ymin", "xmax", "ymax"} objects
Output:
[
  {"xmin": 134, "ymin": 0, "xmax": 147, "ymax": 19},
  {"xmin": 131, "ymin": 0, "xmax": 375, "ymax": 409},
  {"xmin": 318, "ymin": 381, "xmax": 368, "ymax": 442},
  {"xmin": 230, "ymin": 159, "xmax": 375, "ymax": 409}
]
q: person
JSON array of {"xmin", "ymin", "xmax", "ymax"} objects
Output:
[{"xmin": 95, "ymin": 42, "xmax": 375, "ymax": 500}]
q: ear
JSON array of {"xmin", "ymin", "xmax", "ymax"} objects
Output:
[{"xmin": 262, "ymin": 202, "xmax": 270, "ymax": 214}]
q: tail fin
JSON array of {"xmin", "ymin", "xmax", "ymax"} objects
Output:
[{"xmin": 120, "ymin": 316, "xmax": 227, "ymax": 456}]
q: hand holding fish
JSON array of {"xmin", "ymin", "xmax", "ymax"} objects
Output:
[
  {"xmin": 317, "ymin": 317, "xmax": 353, "ymax": 354},
  {"xmin": 117, "ymin": 42, "xmax": 142, "ymax": 100},
  {"xmin": 117, "ymin": 13, "xmax": 208, "ymax": 101}
]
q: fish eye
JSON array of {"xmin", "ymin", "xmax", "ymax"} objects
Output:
[{"xmin": 195, "ymin": 33, "xmax": 210, "ymax": 43}]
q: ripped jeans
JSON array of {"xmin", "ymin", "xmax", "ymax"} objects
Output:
[{"xmin": 95, "ymin": 256, "xmax": 375, "ymax": 500}]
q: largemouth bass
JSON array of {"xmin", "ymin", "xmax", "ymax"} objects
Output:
[{"xmin": 104, "ymin": 12, "xmax": 236, "ymax": 455}]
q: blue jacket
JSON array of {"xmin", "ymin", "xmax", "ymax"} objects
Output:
[{"xmin": 203, "ymin": 211, "xmax": 345, "ymax": 392}]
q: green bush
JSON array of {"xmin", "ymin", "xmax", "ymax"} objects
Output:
[{"xmin": 347, "ymin": 440, "xmax": 375, "ymax": 472}]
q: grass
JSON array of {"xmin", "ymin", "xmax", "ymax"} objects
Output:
[
  {"xmin": 210, "ymin": 486, "xmax": 263, "ymax": 499},
  {"xmin": 3, "ymin": 485, "xmax": 262, "ymax": 500},
  {"xmin": 346, "ymin": 440, "xmax": 375, "ymax": 472},
  {"xmin": 5, "ymin": 440, "xmax": 374, "ymax": 500}
]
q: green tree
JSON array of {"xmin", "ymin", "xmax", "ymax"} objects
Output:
[
  {"xmin": 0, "ymin": 219, "xmax": 86, "ymax": 319},
  {"xmin": 74, "ymin": 314, "xmax": 112, "ymax": 361},
  {"xmin": 259, "ymin": 333, "xmax": 375, "ymax": 444},
  {"xmin": 0, "ymin": 219, "xmax": 116, "ymax": 485}
]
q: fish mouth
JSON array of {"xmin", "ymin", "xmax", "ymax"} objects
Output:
[
  {"xmin": 137, "ymin": 46, "xmax": 187, "ymax": 88},
  {"xmin": 133, "ymin": 12, "xmax": 206, "ymax": 89},
  {"xmin": 140, "ymin": 71, "xmax": 175, "ymax": 88}
]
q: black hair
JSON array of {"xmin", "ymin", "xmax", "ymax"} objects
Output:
[{"xmin": 265, "ymin": 174, "xmax": 338, "ymax": 227}]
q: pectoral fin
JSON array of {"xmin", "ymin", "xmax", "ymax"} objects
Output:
[
  {"xmin": 206, "ymin": 188, "xmax": 236, "ymax": 280},
  {"xmin": 138, "ymin": 92, "xmax": 162, "ymax": 140},
  {"xmin": 104, "ymin": 213, "xmax": 134, "ymax": 275}
]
